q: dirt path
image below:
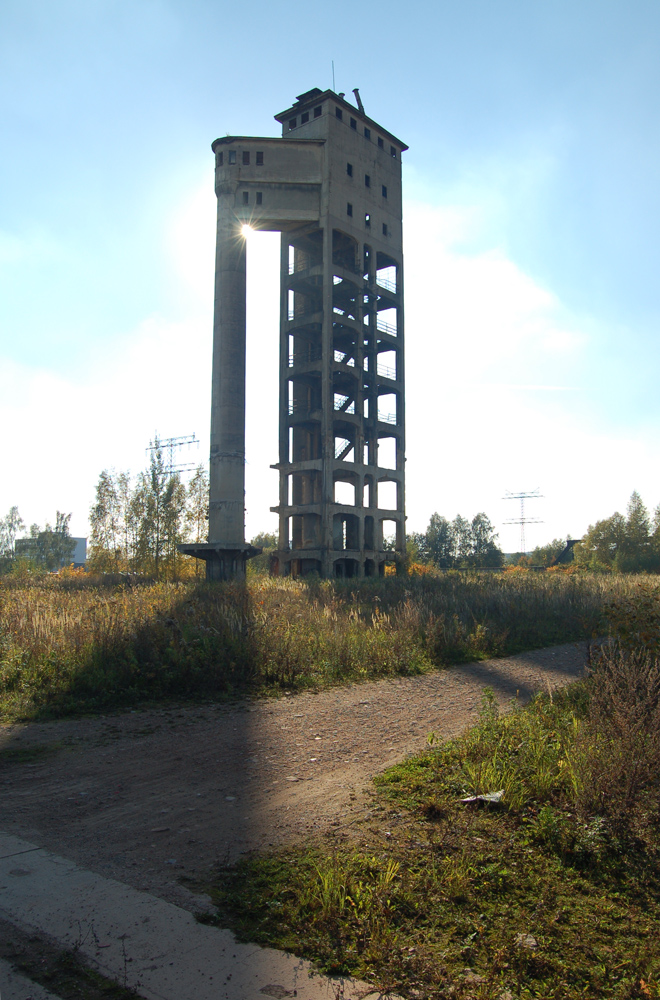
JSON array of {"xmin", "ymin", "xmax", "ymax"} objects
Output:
[{"xmin": 0, "ymin": 643, "xmax": 586, "ymax": 911}]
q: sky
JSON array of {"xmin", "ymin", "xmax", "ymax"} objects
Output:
[{"xmin": 1, "ymin": 0, "xmax": 659, "ymax": 552}]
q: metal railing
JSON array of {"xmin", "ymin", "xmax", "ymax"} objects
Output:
[
  {"xmin": 378, "ymin": 411, "xmax": 397, "ymax": 425},
  {"xmin": 376, "ymin": 318, "xmax": 397, "ymax": 336},
  {"xmin": 288, "ymin": 401, "xmax": 319, "ymax": 416},
  {"xmin": 289, "ymin": 348, "xmax": 322, "ymax": 366},
  {"xmin": 376, "ymin": 274, "xmax": 397, "ymax": 293},
  {"xmin": 376, "ymin": 362, "xmax": 396, "ymax": 380},
  {"xmin": 335, "ymin": 440, "xmax": 354, "ymax": 460},
  {"xmin": 334, "ymin": 396, "xmax": 355, "ymax": 415},
  {"xmin": 289, "ymin": 258, "xmax": 323, "ymax": 275}
]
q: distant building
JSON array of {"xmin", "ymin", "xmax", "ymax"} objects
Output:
[
  {"xmin": 15, "ymin": 536, "xmax": 87, "ymax": 569},
  {"xmin": 71, "ymin": 537, "xmax": 87, "ymax": 567}
]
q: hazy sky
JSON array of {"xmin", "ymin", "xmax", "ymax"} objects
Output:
[{"xmin": 2, "ymin": 0, "xmax": 659, "ymax": 551}]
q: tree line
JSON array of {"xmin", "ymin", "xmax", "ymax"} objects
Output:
[
  {"xmin": 0, "ymin": 443, "xmax": 209, "ymax": 579},
  {"xmin": 574, "ymin": 491, "xmax": 660, "ymax": 573},
  {"xmin": 0, "ymin": 507, "xmax": 77, "ymax": 572},
  {"xmin": 3, "ymin": 481, "xmax": 660, "ymax": 578},
  {"xmin": 88, "ymin": 443, "xmax": 209, "ymax": 578},
  {"xmin": 407, "ymin": 512, "xmax": 504, "ymax": 569}
]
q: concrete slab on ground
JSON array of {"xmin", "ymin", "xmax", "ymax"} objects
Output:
[
  {"xmin": 0, "ymin": 957, "xmax": 63, "ymax": 1000},
  {"xmin": 0, "ymin": 833, "xmax": 392, "ymax": 1000}
]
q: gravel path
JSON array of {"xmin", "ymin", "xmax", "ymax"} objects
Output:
[{"xmin": 0, "ymin": 642, "xmax": 587, "ymax": 911}]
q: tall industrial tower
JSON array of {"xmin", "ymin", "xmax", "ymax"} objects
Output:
[{"xmin": 181, "ymin": 88, "xmax": 407, "ymax": 580}]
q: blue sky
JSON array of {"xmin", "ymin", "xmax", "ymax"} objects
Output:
[{"xmin": 1, "ymin": 0, "xmax": 659, "ymax": 550}]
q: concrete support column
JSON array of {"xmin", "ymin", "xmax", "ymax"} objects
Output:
[
  {"xmin": 179, "ymin": 206, "xmax": 260, "ymax": 580},
  {"xmin": 209, "ymin": 214, "xmax": 247, "ymax": 546}
]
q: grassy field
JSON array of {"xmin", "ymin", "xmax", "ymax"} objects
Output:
[
  {"xmin": 0, "ymin": 569, "xmax": 657, "ymax": 722},
  {"xmin": 204, "ymin": 594, "xmax": 660, "ymax": 999}
]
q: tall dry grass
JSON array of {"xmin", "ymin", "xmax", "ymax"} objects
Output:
[{"xmin": 1, "ymin": 570, "xmax": 656, "ymax": 720}]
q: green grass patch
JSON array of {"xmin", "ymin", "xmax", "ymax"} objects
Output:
[
  {"xmin": 203, "ymin": 634, "xmax": 660, "ymax": 999},
  {"xmin": 1, "ymin": 571, "xmax": 657, "ymax": 722}
]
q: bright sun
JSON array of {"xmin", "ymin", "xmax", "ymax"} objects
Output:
[{"xmin": 241, "ymin": 224, "xmax": 253, "ymax": 237}]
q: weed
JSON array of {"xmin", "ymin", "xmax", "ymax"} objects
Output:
[
  {"xmin": 1, "ymin": 571, "xmax": 653, "ymax": 722},
  {"xmin": 204, "ymin": 597, "xmax": 660, "ymax": 998}
]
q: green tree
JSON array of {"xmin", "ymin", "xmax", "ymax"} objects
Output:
[
  {"xmin": 452, "ymin": 515, "xmax": 472, "ymax": 565},
  {"xmin": 0, "ymin": 506, "xmax": 25, "ymax": 566},
  {"xmin": 18, "ymin": 513, "xmax": 75, "ymax": 571},
  {"xmin": 406, "ymin": 532, "xmax": 425, "ymax": 564},
  {"xmin": 89, "ymin": 470, "xmax": 121, "ymax": 572},
  {"xmin": 616, "ymin": 491, "xmax": 652, "ymax": 571},
  {"xmin": 133, "ymin": 441, "xmax": 187, "ymax": 579},
  {"xmin": 575, "ymin": 492, "xmax": 660, "ymax": 572},
  {"xmin": 653, "ymin": 504, "xmax": 660, "ymax": 560},
  {"xmin": 424, "ymin": 513, "xmax": 455, "ymax": 567},
  {"xmin": 52, "ymin": 512, "xmax": 76, "ymax": 568},
  {"xmin": 467, "ymin": 513, "xmax": 504, "ymax": 568},
  {"xmin": 248, "ymin": 531, "xmax": 278, "ymax": 575},
  {"xmin": 418, "ymin": 512, "xmax": 503, "ymax": 569},
  {"xmin": 185, "ymin": 465, "xmax": 209, "ymax": 542},
  {"xmin": 575, "ymin": 511, "xmax": 627, "ymax": 571},
  {"xmin": 162, "ymin": 475, "xmax": 187, "ymax": 579},
  {"xmin": 528, "ymin": 538, "xmax": 567, "ymax": 567}
]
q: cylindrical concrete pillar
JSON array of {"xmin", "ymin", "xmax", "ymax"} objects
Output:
[{"xmin": 208, "ymin": 211, "xmax": 247, "ymax": 546}]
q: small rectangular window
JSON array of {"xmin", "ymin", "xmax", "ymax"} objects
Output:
[
  {"xmin": 335, "ymin": 107, "xmax": 343, "ymax": 120},
  {"xmin": 350, "ymin": 117, "xmax": 357, "ymax": 130},
  {"xmin": 289, "ymin": 118, "xmax": 297, "ymax": 130},
  {"xmin": 228, "ymin": 150, "xmax": 236, "ymax": 165},
  {"xmin": 242, "ymin": 191, "xmax": 249, "ymax": 204},
  {"xmin": 390, "ymin": 145, "xmax": 397, "ymax": 158},
  {"xmin": 242, "ymin": 151, "xmax": 250, "ymax": 165},
  {"xmin": 364, "ymin": 127, "xmax": 371, "ymax": 139},
  {"xmin": 256, "ymin": 191, "xmax": 263, "ymax": 205},
  {"xmin": 377, "ymin": 137, "xmax": 384, "ymax": 149},
  {"xmin": 365, "ymin": 213, "xmax": 371, "ymax": 228},
  {"xmin": 314, "ymin": 105, "xmax": 322, "ymax": 118},
  {"xmin": 301, "ymin": 111, "xmax": 309, "ymax": 124},
  {"xmin": 218, "ymin": 151, "xmax": 224, "ymax": 165},
  {"xmin": 365, "ymin": 174, "xmax": 370, "ymax": 187},
  {"xmin": 347, "ymin": 203, "xmax": 353, "ymax": 217},
  {"xmin": 382, "ymin": 185, "xmax": 387, "ymax": 198},
  {"xmin": 382, "ymin": 223, "xmax": 388, "ymax": 236},
  {"xmin": 346, "ymin": 162, "xmax": 353, "ymax": 177},
  {"xmin": 256, "ymin": 151, "xmax": 264, "ymax": 165}
]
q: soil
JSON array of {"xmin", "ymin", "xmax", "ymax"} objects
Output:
[{"xmin": 0, "ymin": 643, "xmax": 587, "ymax": 913}]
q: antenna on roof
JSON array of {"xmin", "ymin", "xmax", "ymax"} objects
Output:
[
  {"xmin": 332, "ymin": 60, "xmax": 335, "ymax": 92},
  {"xmin": 353, "ymin": 88, "xmax": 364, "ymax": 114}
]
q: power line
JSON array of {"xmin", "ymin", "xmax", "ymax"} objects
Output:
[
  {"xmin": 146, "ymin": 434, "xmax": 200, "ymax": 477},
  {"xmin": 503, "ymin": 489, "xmax": 544, "ymax": 556}
]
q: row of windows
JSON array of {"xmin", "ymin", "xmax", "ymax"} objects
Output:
[
  {"xmin": 346, "ymin": 163, "xmax": 387, "ymax": 197},
  {"xmin": 218, "ymin": 149, "xmax": 265, "ymax": 166},
  {"xmin": 241, "ymin": 191, "xmax": 263, "ymax": 205},
  {"xmin": 346, "ymin": 204, "xmax": 389, "ymax": 236},
  {"xmin": 286, "ymin": 101, "xmax": 398, "ymax": 158},
  {"xmin": 336, "ymin": 107, "xmax": 397, "ymax": 157},
  {"xmin": 288, "ymin": 104, "xmax": 324, "ymax": 129}
]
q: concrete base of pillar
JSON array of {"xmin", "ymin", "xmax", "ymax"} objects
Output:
[{"xmin": 178, "ymin": 542, "xmax": 261, "ymax": 581}]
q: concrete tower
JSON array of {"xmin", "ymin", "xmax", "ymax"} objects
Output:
[{"xmin": 181, "ymin": 88, "xmax": 407, "ymax": 580}]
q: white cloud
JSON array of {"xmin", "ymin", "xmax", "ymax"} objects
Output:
[
  {"xmin": 0, "ymin": 314, "xmax": 210, "ymax": 535},
  {"xmin": 402, "ymin": 200, "xmax": 660, "ymax": 547}
]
